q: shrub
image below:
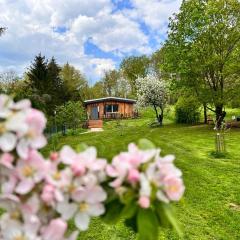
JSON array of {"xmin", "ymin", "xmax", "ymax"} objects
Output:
[
  {"xmin": 55, "ymin": 101, "xmax": 86, "ymax": 127},
  {"xmin": 175, "ymin": 96, "xmax": 201, "ymax": 124}
]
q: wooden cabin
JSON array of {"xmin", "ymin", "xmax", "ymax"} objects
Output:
[{"xmin": 84, "ymin": 97, "xmax": 137, "ymax": 120}]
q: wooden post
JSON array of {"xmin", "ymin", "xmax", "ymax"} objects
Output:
[{"xmin": 215, "ymin": 133, "xmax": 225, "ymax": 153}]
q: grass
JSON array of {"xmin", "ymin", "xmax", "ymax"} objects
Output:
[{"xmin": 43, "ymin": 114, "xmax": 240, "ymax": 240}]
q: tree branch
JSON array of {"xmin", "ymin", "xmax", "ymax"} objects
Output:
[{"xmin": 206, "ymin": 105, "xmax": 216, "ymax": 113}]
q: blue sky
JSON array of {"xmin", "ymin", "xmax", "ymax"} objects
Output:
[{"xmin": 0, "ymin": 0, "xmax": 181, "ymax": 83}]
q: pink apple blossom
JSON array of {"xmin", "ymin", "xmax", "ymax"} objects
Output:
[
  {"xmin": 0, "ymin": 214, "xmax": 41, "ymax": 240},
  {"xmin": 41, "ymin": 184, "xmax": 63, "ymax": 206},
  {"xmin": 0, "ymin": 152, "xmax": 14, "ymax": 169},
  {"xmin": 41, "ymin": 218, "xmax": 67, "ymax": 240},
  {"xmin": 0, "ymin": 132, "xmax": 17, "ymax": 152},
  {"xmin": 57, "ymin": 185, "xmax": 107, "ymax": 231},
  {"xmin": 127, "ymin": 168, "xmax": 140, "ymax": 184},
  {"xmin": 50, "ymin": 151, "xmax": 59, "ymax": 161},
  {"xmin": 107, "ymin": 143, "xmax": 157, "ymax": 188},
  {"xmin": 60, "ymin": 146, "xmax": 107, "ymax": 180},
  {"xmin": 16, "ymin": 109, "xmax": 47, "ymax": 159},
  {"xmin": 15, "ymin": 150, "xmax": 48, "ymax": 194},
  {"xmin": 163, "ymin": 176, "xmax": 185, "ymax": 201},
  {"xmin": 138, "ymin": 196, "xmax": 150, "ymax": 208}
]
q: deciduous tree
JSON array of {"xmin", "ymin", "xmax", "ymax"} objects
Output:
[
  {"xmin": 120, "ymin": 56, "xmax": 150, "ymax": 97},
  {"xmin": 60, "ymin": 63, "xmax": 89, "ymax": 102},
  {"xmin": 137, "ymin": 74, "xmax": 167, "ymax": 126},
  {"xmin": 163, "ymin": 0, "xmax": 240, "ymax": 128}
]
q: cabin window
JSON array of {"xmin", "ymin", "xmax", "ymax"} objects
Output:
[{"xmin": 105, "ymin": 104, "xmax": 119, "ymax": 113}]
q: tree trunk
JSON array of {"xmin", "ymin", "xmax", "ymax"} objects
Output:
[
  {"xmin": 159, "ymin": 106, "xmax": 164, "ymax": 126},
  {"xmin": 153, "ymin": 105, "xmax": 163, "ymax": 126},
  {"xmin": 215, "ymin": 104, "xmax": 225, "ymax": 129},
  {"xmin": 203, "ymin": 104, "xmax": 207, "ymax": 124}
]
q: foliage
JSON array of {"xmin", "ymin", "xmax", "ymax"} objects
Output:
[
  {"xmin": 102, "ymin": 69, "xmax": 119, "ymax": 96},
  {"xmin": 27, "ymin": 56, "xmax": 90, "ymax": 115},
  {"xmin": 120, "ymin": 55, "xmax": 150, "ymax": 97},
  {"xmin": 47, "ymin": 57, "xmax": 65, "ymax": 114},
  {"xmin": 100, "ymin": 70, "xmax": 132, "ymax": 98},
  {"xmin": 137, "ymin": 74, "xmax": 167, "ymax": 125},
  {"xmin": 60, "ymin": 63, "xmax": 89, "ymax": 102},
  {"xmin": 116, "ymin": 73, "xmax": 131, "ymax": 98},
  {"xmin": 175, "ymin": 96, "xmax": 201, "ymax": 124},
  {"xmin": 0, "ymin": 94, "xmax": 185, "ymax": 240},
  {"xmin": 163, "ymin": 0, "xmax": 240, "ymax": 128},
  {"xmin": 28, "ymin": 53, "xmax": 49, "ymax": 96},
  {"xmin": 54, "ymin": 101, "xmax": 86, "ymax": 128},
  {"xmin": 88, "ymin": 81, "xmax": 105, "ymax": 99}
]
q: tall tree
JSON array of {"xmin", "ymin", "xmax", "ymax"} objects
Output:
[
  {"xmin": 102, "ymin": 69, "xmax": 119, "ymax": 96},
  {"xmin": 89, "ymin": 81, "xmax": 105, "ymax": 99},
  {"xmin": 27, "ymin": 54, "xmax": 52, "ymax": 113},
  {"xmin": 60, "ymin": 63, "xmax": 89, "ymax": 102},
  {"xmin": 27, "ymin": 53, "xmax": 49, "ymax": 95},
  {"xmin": 120, "ymin": 56, "xmax": 150, "ymax": 97},
  {"xmin": 47, "ymin": 57, "xmax": 65, "ymax": 114},
  {"xmin": 116, "ymin": 73, "xmax": 131, "ymax": 98},
  {"xmin": 163, "ymin": 0, "xmax": 240, "ymax": 128}
]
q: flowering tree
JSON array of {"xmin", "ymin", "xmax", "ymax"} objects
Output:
[
  {"xmin": 136, "ymin": 74, "xmax": 167, "ymax": 126},
  {"xmin": 0, "ymin": 95, "xmax": 184, "ymax": 240}
]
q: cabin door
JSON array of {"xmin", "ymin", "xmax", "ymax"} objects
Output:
[{"xmin": 91, "ymin": 106, "xmax": 99, "ymax": 119}]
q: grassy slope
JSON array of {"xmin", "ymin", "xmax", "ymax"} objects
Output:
[{"xmin": 43, "ymin": 113, "xmax": 240, "ymax": 240}]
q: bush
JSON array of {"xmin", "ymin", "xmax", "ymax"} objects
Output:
[
  {"xmin": 230, "ymin": 98, "xmax": 240, "ymax": 108},
  {"xmin": 51, "ymin": 101, "xmax": 86, "ymax": 128},
  {"xmin": 175, "ymin": 96, "xmax": 201, "ymax": 124}
]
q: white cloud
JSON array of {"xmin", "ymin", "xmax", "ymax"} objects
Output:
[
  {"xmin": 71, "ymin": 13, "xmax": 149, "ymax": 53},
  {"xmin": 0, "ymin": 0, "xmax": 181, "ymax": 81},
  {"xmin": 127, "ymin": 0, "xmax": 181, "ymax": 35},
  {"xmin": 89, "ymin": 58, "xmax": 116, "ymax": 77}
]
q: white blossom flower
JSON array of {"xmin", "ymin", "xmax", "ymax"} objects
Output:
[{"xmin": 57, "ymin": 185, "xmax": 107, "ymax": 231}]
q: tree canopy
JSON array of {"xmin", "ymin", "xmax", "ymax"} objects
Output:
[
  {"xmin": 137, "ymin": 74, "xmax": 167, "ymax": 125},
  {"xmin": 120, "ymin": 56, "xmax": 150, "ymax": 96},
  {"xmin": 60, "ymin": 63, "xmax": 89, "ymax": 102},
  {"xmin": 162, "ymin": 0, "xmax": 240, "ymax": 127}
]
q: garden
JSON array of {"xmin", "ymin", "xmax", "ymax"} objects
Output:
[
  {"xmin": 0, "ymin": 0, "xmax": 240, "ymax": 239},
  {"xmin": 43, "ymin": 110, "xmax": 240, "ymax": 240}
]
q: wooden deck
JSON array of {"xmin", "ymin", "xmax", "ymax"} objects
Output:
[{"xmin": 88, "ymin": 120, "xmax": 103, "ymax": 129}]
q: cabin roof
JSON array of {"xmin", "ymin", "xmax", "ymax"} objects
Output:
[{"xmin": 84, "ymin": 97, "xmax": 136, "ymax": 105}]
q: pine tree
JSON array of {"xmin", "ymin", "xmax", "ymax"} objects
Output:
[
  {"xmin": 27, "ymin": 53, "xmax": 49, "ymax": 95},
  {"xmin": 27, "ymin": 54, "xmax": 50, "ymax": 113},
  {"xmin": 47, "ymin": 57, "xmax": 64, "ymax": 113}
]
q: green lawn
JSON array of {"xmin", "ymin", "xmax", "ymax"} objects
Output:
[{"xmin": 43, "ymin": 117, "xmax": 240, "ymax": 240}]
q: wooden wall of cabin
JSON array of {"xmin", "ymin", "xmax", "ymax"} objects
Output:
[{"xmin": 86, "ymin": 101, "xmax": 135, "ymax": 119}]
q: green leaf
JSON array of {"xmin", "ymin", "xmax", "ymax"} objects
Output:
[
  {"xmin": 137, "ymin": 208, "xmax": 159, "ymax": 240},
  {"xmin": 120, "ymin": 189, "xmax": 136, "ymax": 205},
  {"xmin": 155, "ymin": 202, "xmax": 171, "ymax": 228},
  {"xmin": 138, "ymin": 139, "xmax": 156, "ymax": 150},
  {"xmin": 159, "ymin": 203, "xmax": 183, "ymax": 237},
  {"xmin": 103, "ymin": 185, "xmax": 118, "ymax": 204},
  {"xmin": 121, "ymin": 202, "xmax": 138, "ymax": 219},
  {"xmin": 101, "ymin": 199, "xmax": 124, "ymax": 224},
  {"xmin": 125, "ymin": 216, "xmax": 137, "ymax": 233},
  {"xmin": 75, "ymin": 143, "xmax": 88, "ymax": 153}
]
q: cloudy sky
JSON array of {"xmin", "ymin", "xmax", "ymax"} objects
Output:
[{"xmin": 0, "ymin": 0, "xmax": 181, "ymax": 83}]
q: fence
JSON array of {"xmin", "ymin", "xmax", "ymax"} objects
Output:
[{"xmin": 44, "ymin": 121, "xmax": 87, "ymax": 139}]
